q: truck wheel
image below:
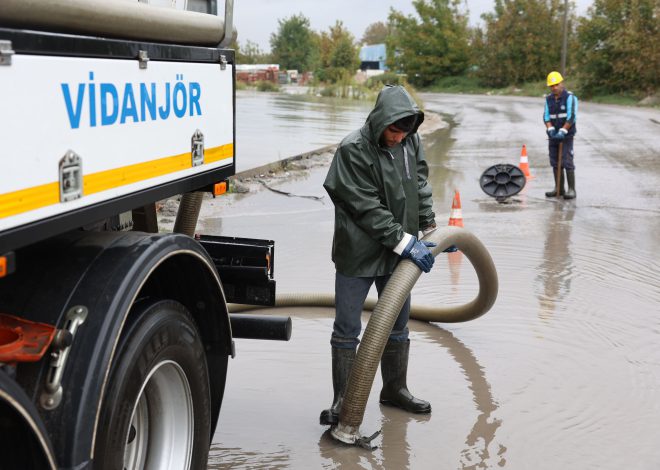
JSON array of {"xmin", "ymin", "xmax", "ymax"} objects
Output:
[{"xmin": 94, "ymin": 299, "xmax": 210, "ymax": 470}]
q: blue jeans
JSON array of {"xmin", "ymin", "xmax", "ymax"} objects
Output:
[
  {"xmin": 331, "ymin": 271, "xmax": 410, "ymax": 349},
  {"xmin": 549, "ymin": 137, "xmax": 575, "ymax": 170}
]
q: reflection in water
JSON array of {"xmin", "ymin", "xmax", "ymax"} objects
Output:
[
  {"xmin": 318, "ymin": 429, "xmax": 382, "ymax": 469},
  {"xmin": 536, "ymin": 204, "xmax": 576, "ymax": 321},
  {"xmin": 447, "ymin": 251, "xmax": 464, "ymax": 297},
  {"xmin": 317, "ymin": 406, "xmax": 430, "ymax": 469},
  {"xmin": 424, "ymin": 114, "xmax": 459, "ymax": 206},
  {"xmin": 423, "ymin": 325, "xmax": 505, "ymax": 469},
  {"xmin": 208, "ymin": 447, "xmax": 291, "ymax": 469},
  {"xmin": 317, "ymin": 323, "xmax": 503, "ymax": 470},
  {"xmin": 378, "ymin": 411, "xmax": 430, "ymax": 469}
]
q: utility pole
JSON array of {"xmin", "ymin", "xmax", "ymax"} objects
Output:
[{"xmin": 560, "ymin": 0, "xmax": 569, "ymax": 75}]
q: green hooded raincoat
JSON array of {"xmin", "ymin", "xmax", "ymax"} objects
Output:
[{"xmin": 323, "ymin": 86, "xmax": 435, "ymax": 277}]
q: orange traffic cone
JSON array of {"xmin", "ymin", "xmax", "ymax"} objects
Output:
[
  {"xmin": 519, "ymin": 144, "xmax": 535, "ymax": 180},
  {"xmin": 448, "ymin": 190, "xmax": 464, "ymax": 227}
]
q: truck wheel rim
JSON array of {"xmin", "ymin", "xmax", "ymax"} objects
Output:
[{"xmin": 123, "ymin": 360, "xmax": 194, "ymax": 470}]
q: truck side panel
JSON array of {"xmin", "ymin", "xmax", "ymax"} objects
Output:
[{"xmin": 0, "ymin": 53, "xmax": 234, "ymax": 231}]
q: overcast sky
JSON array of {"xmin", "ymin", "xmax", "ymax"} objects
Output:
[{"xmin": 233, "ymin": 0, "xmax": 593, "ymax": 52}]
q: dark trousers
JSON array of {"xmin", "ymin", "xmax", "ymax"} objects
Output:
[
  {"xmin": 549, "ymin": 137, "xmax": 575, "ymax": 170},
  {"xmin": 331, "ymin": 271, "xmax": 410, "ymax": 349}
]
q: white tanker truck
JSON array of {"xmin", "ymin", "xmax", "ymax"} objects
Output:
[{"xmin": 0, "ymin": 1, "xmax": 290, "ymax": 468}]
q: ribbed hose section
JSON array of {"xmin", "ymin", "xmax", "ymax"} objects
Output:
[
  {"xmin": 224, "ymin": 226, "xmax": 498, "ymax": 445},
  {"xmin": 227, "ymin": 227, "xmax": 498, "ymax": 324},
  {"xmin": 335, "ymin": 253, "xmax": 421, "ymax": 438},
  {"xmin": 173, "ymin": 192, "xmax": 205, "ymax": 237},
  {"xmin": 332, "ymin": 226, "xmax": 498, "ymax": 443},
  {"xmin": 411, "ymin": 226, "xmax": 499, "ymax": 323}
]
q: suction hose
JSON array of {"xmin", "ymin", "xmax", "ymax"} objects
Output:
[
  {"xmin": 227, "ymin": 226, "xmax": 498, "ymax": 446},
  {"xmin": 173, "ymin": 192, "xmax": 205, "ymax": 237},
  {"xmin": 228, "ymin": 226, "xmax": 497, "ymax": 323},
  {"xmin": 331, "ymin": 226, "xmax": 498, "ymax": 445}
]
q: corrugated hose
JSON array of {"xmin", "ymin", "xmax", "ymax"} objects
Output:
[{"xmin": 228, "ymin": 226, "xmax": 498, "ymax": 448}]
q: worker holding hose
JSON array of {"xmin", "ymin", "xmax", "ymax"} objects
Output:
[
  {"xmin": 321, "ymin": 85, "xmax": 440, "ymax": 426},
  {"xmin": 544, "ymin": 71, "xmax": 578, "ymax": 199}
]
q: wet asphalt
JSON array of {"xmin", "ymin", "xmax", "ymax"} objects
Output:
[{"xmin": 202, "ymin": 92, "xmax": 660, "ymax": 469}]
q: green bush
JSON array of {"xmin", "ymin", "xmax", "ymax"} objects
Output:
[
  {"xmin": 318, "ymin": 85, "xmax": 337, "ymax": 97},
  {"xmin": 255, "ymin": 80, "xmax": 280, "ymax": 92},
  {"xmin": 316, "ymin": 83, "xmax": 370, "ymax": 100},
  {"xmin": 426, "ymin": 75, "xmax": 486, "ymax": 93},
  {"xmin": 366, "ymin": 72, "xmax": 406, "ymax": 89}
]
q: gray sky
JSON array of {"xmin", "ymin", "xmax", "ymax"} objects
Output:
[{"xmin": 233, "ymin": 0, "xmax": 593, "ymax": 52}]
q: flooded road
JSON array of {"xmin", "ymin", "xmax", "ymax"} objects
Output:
[
  {"xmin": 205, "ymin": 92, "xmax": 660, "ymax": 469},
  {"xmin": 235, "ymin": 88, "xmax": 373, "ymax": 172}
]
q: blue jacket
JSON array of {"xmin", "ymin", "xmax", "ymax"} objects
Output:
[{"xmin": 544, "ymin": 89, "xmax": 578, "ymax": 137}]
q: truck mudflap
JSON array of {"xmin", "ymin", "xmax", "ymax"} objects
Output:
[{"xmin": 0, "ymin": 368, "xmax": 57, "ymax": 470}]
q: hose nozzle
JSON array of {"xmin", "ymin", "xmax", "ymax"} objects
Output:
[{"xmin": 330, "ymin": 425, "xmax": 381, "ymax": 450}]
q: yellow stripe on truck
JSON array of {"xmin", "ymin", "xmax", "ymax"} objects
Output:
[
  {"xmin": 0, "ymin": 143, "xmax": 233, "ymax": 218},
  {"xmin": 0, "ymin": 182, "xmax": 60, "ymax": 219},
  {"xmin": 204, "ymin": 143, "xmax": 233, "ymax": 163}
]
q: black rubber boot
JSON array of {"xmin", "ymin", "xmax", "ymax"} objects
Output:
[
  {"xmin": 546, "ymin": 168, "xmax": 565, "ymax": 197},
  {"xmin": 379, "ymin": 340, "xmax": 431, "ymax": 414},
  {"xmin": 319, "ymin": 347, "xmax": 355, "ymax": 425},
  {"xmin": 564, "ymin": 170, "xmax": 576, "ymax": 199}
]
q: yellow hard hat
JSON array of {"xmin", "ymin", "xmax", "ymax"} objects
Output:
[{"xmin": 547, "ymin": 71, "xmax": 564, "ymax": 86}]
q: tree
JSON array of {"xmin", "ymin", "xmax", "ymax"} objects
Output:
[
  {"xmin": 476, "ymin": 0, "xmax": 568, "ymax": 87},
  {"xmin": 575, "ymin": 0, "xmax": 660, "ymax": 96},
  {"xmin": 317, "ymin": 21, "xmax": 360, "ymax": 83},
  {"xmin": 361, "ymin": 21, "xmax": 390, "ymax": 45},
  {"xmin": 270, "ymin": 14, "xmax": 318, "ymax": 71},
  {"xmin": 387, "ymin": 0, "xmax": 470, "ymax": 87},
  {"xmin": 235, "ymin": 40, "xmax": 271, "ymax": 65}
]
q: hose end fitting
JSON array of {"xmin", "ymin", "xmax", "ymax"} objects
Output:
[{"xmin": 331, "ymin": 424, "xmax": 381, "ymax": 450}]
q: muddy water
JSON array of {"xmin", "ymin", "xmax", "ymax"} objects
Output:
[
  {"xmin": 236, "ymin": 88, "xmax": 373, "ymax": 172},
  {"xmin": 206, "ymin": 93, "xmax": 660, "ymax": 469}
]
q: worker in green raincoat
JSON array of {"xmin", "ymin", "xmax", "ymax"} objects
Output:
[{"xmin": 320, "ymin": 85, "xmax": 438, "ymax": 426}]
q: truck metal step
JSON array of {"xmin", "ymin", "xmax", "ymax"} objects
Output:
[{"xmin": 197, "ymin": 235, "xmax": 276, "ymax": 306}]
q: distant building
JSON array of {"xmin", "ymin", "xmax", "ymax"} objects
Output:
[
  {"xmin": 236, "ymin": 64, "xmax": 279, "ymax": 84},
  {"xmin": 278, "ymin": 70, "xmax": 299, "ymax": 84},
  {"xmin": 359, "ymin": 44, "xmax": 387, "ymax": 71},
  {"xmin": 236, "ymin": 65, "xmax": 310, "ymax": 86}
]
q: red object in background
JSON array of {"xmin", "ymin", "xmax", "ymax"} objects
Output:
[{"xmin": 0, "ymin": 313, "xmax": 57, "ymax": 363}]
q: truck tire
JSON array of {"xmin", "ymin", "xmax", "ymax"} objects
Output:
[{"xmin": 94, "ymin": 299, "xmax": 211, "ymax": 470}]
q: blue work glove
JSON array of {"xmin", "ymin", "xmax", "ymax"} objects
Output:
[
  {"xmin": 443, "ymin": 245, "xmax": 458, "ymax": 253},
  {"xmin": 554, "ymin": 128, "xmax": 567, "ymax": 140},
  {"xmin": 546, "ymin": 127, "xmax": 556, "ymax": 138},
  {"xmin": 401, "ymin": 236, "xmax": 436, "ymax": 273}
]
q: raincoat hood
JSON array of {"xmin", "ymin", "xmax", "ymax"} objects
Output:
[
  {"xmin": 363, "ymin": 85, "xmax": 425, "ymax": 146},
  {"xmin": 323, "ymin": 85, "xmax": 435, "ymax": 277}
]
